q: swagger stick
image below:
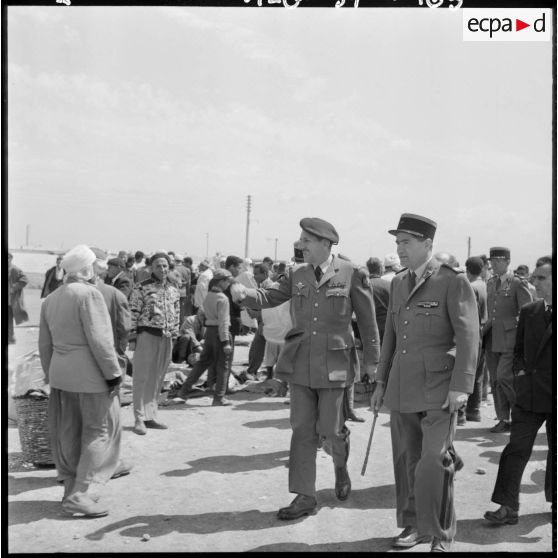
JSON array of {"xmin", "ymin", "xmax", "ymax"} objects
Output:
[{"xmin": 361, "ymin": 410, "xmax": 379, "ymax": 476}]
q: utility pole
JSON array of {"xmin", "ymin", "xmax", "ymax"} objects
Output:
[
  {"xmin": 467, "ymin": 236, "xmax": 471, "ymax": 259},
  {"xmin": 267, "ymin": 237, "xmax": 278, "ymax": 261},
  {"xmin": 245, "ymin": 195, "xmax": 252, "ymax": 259}
]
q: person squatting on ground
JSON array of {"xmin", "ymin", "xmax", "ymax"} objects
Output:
[
  {"xmin": 483, "ymin": 247, "xmax": 533, "ymax": 433},
  {"xmin": 176, "ymin": 269, "xmax": 234, "ymax": 406},
  {"xmin": 232, "ymin": 217, "xmax": 380, "ymax": 520},
  {"xmin": 128, "ymin": 252, "xmax": 180, "ymax": 435},
  {"xmin": 370, "ymin": 213, "xmax": 479, "ymax": 553},
  {"xmin": 484, "ymin": 256, "xmax": 554, "ymax": 526},
  {"xmin": 38, "ymin": 244, "xmax": 124, "ymax": 518}
]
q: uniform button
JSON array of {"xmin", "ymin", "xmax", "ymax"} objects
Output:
[
  {"xmin": 313, "ymin": 317, "xmax": 317, "ymax": 322},
  {"xmin": 406, "ymin": 306, "xmax": 410, "ymax": 310},
  {"xmin": 316, "ymin": 290, "xmax": 320, "ymax": 294},
  {"xmin": 403, "ymin": 335, "xmax": 407, "ymax": 339},
  {"xmin": 402, "ymin": 349, "xmax": 407, "ymax": 354},
  {"xmin": 404, "ymin": 320, "xmax": 409, "ymax": 325},
  {"xmin": 314, "ymin": 303, "xmax": 318, "ymax": 307},
  {"xmin": 492, "ymin": 318, "xmax": 495, "ymax": 321},
  {"xmin": 312, "ymin": 331, "xmax": 317, "ymax": 335},
  {"xmin": 426, "ymin": 312, "xmax": 429, "ymax": 316}
]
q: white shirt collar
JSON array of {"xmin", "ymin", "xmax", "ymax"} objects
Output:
[
  {"xmin": 411, "ymin": 256, "xmax": 432, "ymax": 280},
  {"xmin": 315, "ymin": 254, "xmax": 333, "ymax": 274}
]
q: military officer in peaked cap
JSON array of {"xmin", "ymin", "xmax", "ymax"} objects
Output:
[
  {"xmin": 370, "ymin": 213, "xmax": 479, "ymax": 552},
  {"xmin": 483, "ymin": 247, "xmax": 532, "ymax": 433},
  {"xmin": 231, "ymin": 217, "xmax": 380, "ymax": 520}
]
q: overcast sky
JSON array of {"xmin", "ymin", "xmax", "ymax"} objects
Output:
[{"xmin": 7, "ymin": 5, "xmax": 553, "ymax": 268}]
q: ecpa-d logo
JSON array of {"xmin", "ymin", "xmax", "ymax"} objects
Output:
[{"xmin": 463, "ymin": 9, "xmax": 551, "ymax": 42}]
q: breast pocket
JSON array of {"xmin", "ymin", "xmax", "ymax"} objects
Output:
[
  {"xmin": 415, "ymin": 308, "xmax": 444, "ymax": 335},
  {"xmin": 326, "ymin": 287, "xmax": 350, "ymax": 315}
]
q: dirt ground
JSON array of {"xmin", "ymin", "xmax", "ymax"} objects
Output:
[{"xmin": 6, "ymin": 289, "xmax": 555, "ymax": 553}]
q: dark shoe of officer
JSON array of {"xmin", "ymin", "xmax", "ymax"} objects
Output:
[
  {"xmin": 277, "ymin": 494, "xmax": 317, "ymax": 520},
  {"xmin": 212, "ymin": 396, "xmax": 232, "ymax": 406},
  {"xmin": 391, "ymin": 526, "xmax": 433, "ymax": 548},
  {"xmin": 430, "ymin": 537, "xmax": 453, "ymax": 552},
  {"xmin": 334, "ymin": 465, "xmax": 351, "ymax": 500},
  {"xmin": 466, "ymin": 410, "xmax": 481, "ymax": 422},
  {"xmin": 346, "ymin": 411, "xmax": 365, "ymax": 423},
  {"xmin": 484, "ymin": 505, "xmax": 519, "ymax": 525},
  {"xmin": 490, "ymin": 420, "xmax": 511, "ymax": 433},
  {"xmin": 144, "ymin": 419, "xmax": 168, "ymax": 430}
]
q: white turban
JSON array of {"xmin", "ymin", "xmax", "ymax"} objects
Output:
[{"xmin": 62, "ymin": 244, "xmax": 96, "ymax": 273}]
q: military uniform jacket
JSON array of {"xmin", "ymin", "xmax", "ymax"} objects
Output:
[
  {"xmin": 244, "ymin": 255, "xmax": 380, "ymax": 389},
  {"xmin": 483, "ymin": 271, "xmax": 533, "ymax": 353},
  {"xmin": 512, "ymin": 300, "xmax": 553, "ymax": 414},
  {"xmin": 376, "ymin": 260, "xmax": 479, "ymax": 413}
]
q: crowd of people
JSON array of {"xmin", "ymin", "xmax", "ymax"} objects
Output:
[{"xmin": 20, "ymin": 214, "xmax": 553, "ymax": 550}]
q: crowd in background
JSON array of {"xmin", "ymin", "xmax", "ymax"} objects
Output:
[{"xmin": 8, "ymin": 239, "xmax": 552, "ymax": 531}]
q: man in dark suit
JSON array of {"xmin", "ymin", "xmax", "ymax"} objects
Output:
[
  {"xmin": 370, "ymin": 213, "xmax": 479, "ymax": 552},
  {"xmin": 41, "ymin": 255, "xmax": 66, "ymax": 298},
  {"xmin": 232, "ymin": 218, "xmax": 380, "ymax": 520},
  {"xmin": 484, "ymin": 256, "xmax": 553, "ymax": 525},
  {"xmin": 105, "ymin": 258, "xmax": 134, "ymax": 299}
]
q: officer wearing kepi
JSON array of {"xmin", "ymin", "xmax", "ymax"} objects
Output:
[
  {"xmin": 232, "ymin": 217, "xmax": 380, "ymax": 520},
  {"xmin": 483, "ymin": 247, "xmax": 533, "ymax": 433},
  {"xmin": 370, "ymin": 213, "xmax": 479, "ymax": 552}
]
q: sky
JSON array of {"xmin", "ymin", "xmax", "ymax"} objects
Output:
[{"xmin": 7, "ymin": 4, "xmax": 554, "ymax": 268}]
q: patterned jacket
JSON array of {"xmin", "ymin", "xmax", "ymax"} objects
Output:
[{"xmin": 129, "ymin": 276, "xmax": 180, "ymax": 340}]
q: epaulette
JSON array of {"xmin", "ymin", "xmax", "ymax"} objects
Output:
[
  {"xmin": 441, "ymin": 263, "xmax": 464, "ymax": 273},
  {"xmin": 395, "ymin": 267, "xmax": 407, "ymax": 275},
  {"xmin": 513, "ymin": 274, "xmax": 530, "ymax": 285}
]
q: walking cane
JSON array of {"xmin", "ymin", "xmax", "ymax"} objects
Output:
[{"xmin": 361, "ymin": 410, "xmax": 379, "ymax": 476}]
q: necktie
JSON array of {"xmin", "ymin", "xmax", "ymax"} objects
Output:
[
  {"xmin": 545, "ymin": 305, "xmax": 552, "ymax": 325},
  {"xmin": 408, "ymin": 271, "xmax": 416, "ymax": 293},
  {"xmin": 495, "ymin": 277, "xmax": 502, "ymax": 291},
  {"xmin": 314, "ymin": 266, "xmax": 323, "ymax": 283}
]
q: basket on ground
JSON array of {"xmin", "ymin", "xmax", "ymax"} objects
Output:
[{"xmin": 13, "ymin": 397, "xmax": 54, "ymax": 466}]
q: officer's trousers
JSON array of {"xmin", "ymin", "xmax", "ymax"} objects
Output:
[
  {"xmin": 391, "ymin": 409, "xmax": 457, "ymax": 542},
  {"xmin": 288, "ymin": 384, "xmax": 349, "ymax": 498},
  {"xmin": 485, "ymin": 349, "xmax": 515, "ymax": 421}
]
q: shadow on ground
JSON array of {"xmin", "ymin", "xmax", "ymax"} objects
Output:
[
  {"xmin": 162, "ymin": 450, "xmax": 290, "ymax": 478},
  {"xmin": 456, "ymin": 512, "xmax": 552, "ymax": 546},
  {"xmin": 82, "ymin": 484, "xmax": 397, "ymax": 542}
]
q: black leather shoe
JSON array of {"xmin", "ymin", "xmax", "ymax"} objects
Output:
[
  {"xmin": 277, "ymin": 494, "xmax": 317, "ymax": 520},
  {"xmin": 346, "ymin": 412, "xmax": 365, "ymax": 423},
  {"xmin": 431, "ymin": 537, "xmax": 452, "ymax": 552},
  {"xmin": 391, "ymin": 526, "xmax": 433, "ymax": 548},
  {"xmin": 144, "ymin": 420, "xmax": 168, "ymax": 430},
  {"xmin": 334, "ymin": 466, "xmax": 351, "ymax": 500},
  {"xmin": 490, "ymin": 420, "xmax": 511, "ymax": 433},
  {"xmin": 484, "ymin": 505, "xmax": 519, "ymax": 525}
]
